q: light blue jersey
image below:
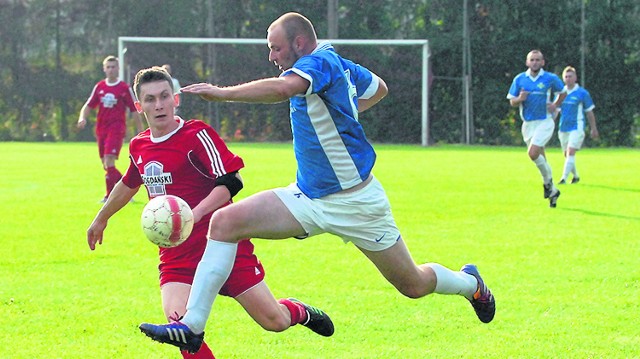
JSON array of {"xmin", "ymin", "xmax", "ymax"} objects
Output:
[
  {"xmin": 507, "ymin": 69, "xmax": 565, "ymax": 122},
  {"xmin": 558, "ymin": 85, "xmax": 594, "ymax": 132},
  {"xmin": 282, "ymin": 42, "xmax": 379, "ymax": 198}
]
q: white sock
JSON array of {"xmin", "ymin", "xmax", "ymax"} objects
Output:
[
  {"xmin": 427, "ymin": 263, "xmax": 477, "ymax": 299},
  {"xmin": 181, "ymin": 239, "xmax": 238, "ymax": 334},
  {"xmin": 533, "ymin": 155, "xmax": 553, "ymax": 184},
  {"xmin": 562, "ymin": 155, "xmax": 575, "ymax": 181},
  {"xmin": 570, "ymin": 155, "xmax": 579, "ymax": 178}
]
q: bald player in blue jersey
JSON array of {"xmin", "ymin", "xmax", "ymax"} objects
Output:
[
  {"xmin": 507, "ymin": 49, "xmax": 567, "ymax": 208},
  {"xmin": 140, "ymin": 12, "xmax": 496, "ymax": 352},
  {"xmin": 554, "ymin": 66, "xmax": 599, "ymax": 184}
]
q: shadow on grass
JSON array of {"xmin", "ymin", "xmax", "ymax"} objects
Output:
[
  {"xmin": 578, "ymin": 183, "xmax": 640, "ymax": 193},
  {"xmin": 560, "ymin": 207, "xmax": 640, "ymax": 221}
]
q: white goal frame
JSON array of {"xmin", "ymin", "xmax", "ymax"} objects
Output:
[{"xmin": 118, "ymin": 36, "xmax": 431, "ymax": 146}]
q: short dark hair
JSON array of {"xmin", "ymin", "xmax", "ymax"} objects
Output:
[
  {"xmin": 270, "ymin": 12, "xmax": 317, "ymax": 44},
  {"xmin": 133, "ymin": 66, "xmax": 174, "ymax": 100}
]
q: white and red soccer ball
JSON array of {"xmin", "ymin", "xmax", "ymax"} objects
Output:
[{"xmin": 141, "ymin": 195, "xmax": 194, "ymax": 248}]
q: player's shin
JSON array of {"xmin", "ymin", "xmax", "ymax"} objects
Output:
[
  {"xmin": 562, "ymin": 155, "xmax": 574, "ymax": 181},
  {"xmin": 182, "ymin": 239, "xmax": 238, "ymax": 334},
  {"xmin": 426, "ymin": 263, "xmax": 477, "ymax": 299},
  {"xmin": 533, "ymin": 155, "xmax": 552, "ymax": 184}
]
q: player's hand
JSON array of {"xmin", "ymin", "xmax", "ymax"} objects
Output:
[
  {"xmin": 591, "ymin": 128, "xmax": 600, "ymax": 140},
  {"xmin": 87, "ymin": 220, "xmax": 107, "ymax": 250},
  {"xmin": 180, "ymin": 83, "xmax": 222, "ymax": 102},
  {"xmin": 547, "ymin": 102, "xmax": 557, "ymax": 113},
  {"xmin": 77, "ymin": 118, "xmax": 87, "ymax": 129},
  {"xmin": 516, "ymin": 90, "xmax": 530, "ymax": 104}
]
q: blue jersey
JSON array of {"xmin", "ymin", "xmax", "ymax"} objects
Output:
[
  {"xmin": 507, "ymin": 69, "xmax": 565, "ymax": 122},
  {"xmin": 282, "ymin": 43, "xmax": 379, "ymax": 198},
  {"xmin": 558, "ymin": 85, "xmax": 594, "ymax": 132}
]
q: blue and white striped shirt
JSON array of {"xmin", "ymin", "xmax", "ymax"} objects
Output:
[
  {"xmin": 282, "ymin": 43, "xmax": 379, "ymax": 198},
  {"xmin": 507, "ymin": 69, "xmax": 565, "ymax": 122},
  {"xmin": 558, "ymin": 84, "xmax": 595, "ymax": 132}
]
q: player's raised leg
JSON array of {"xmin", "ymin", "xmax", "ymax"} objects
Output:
[{"xmin": 358, "ymin": 237, "xmax": 496, "ymax": 323}]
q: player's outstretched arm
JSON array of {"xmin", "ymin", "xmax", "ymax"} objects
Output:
[
  {"xmin": 87, "ymin": 181, "xmax": 139, "ymax": 250},
  {"xmin": 181, "ymin": 75, "xmax": 307, "ymax": 104}
]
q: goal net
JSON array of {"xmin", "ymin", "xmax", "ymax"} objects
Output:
[{"xmin": 118, "ymin": 37, "xmax": 430, "ymax": 145}]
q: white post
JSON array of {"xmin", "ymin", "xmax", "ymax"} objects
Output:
[
  {"xmin": 118, "ymin": 38, "xmax": 124, "ymax": 81},
  {"xmin": 422, "ymin": 43, "xmax": 430, "ymax": 146}
]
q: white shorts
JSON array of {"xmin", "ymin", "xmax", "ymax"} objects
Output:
[
  {"xmin": 521, "ymin": 118, "xmax": 555, "ymax": 147},
  {"xmin": 558, "ymin": 130, "xmax": 585, "ymax": 151},
  {"xmin": 272, "ymin": 176, "xmax": 400, "ymax": 251}
]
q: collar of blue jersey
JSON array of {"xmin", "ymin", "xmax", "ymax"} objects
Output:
[
  {"xmin": 564, "ymin": 84, "xmax": 581, "ymax": 95},
  {"xmin": 312, "ymin": 42, "xmax": 334, "ymax": 54},
  {"xmin": 525, "ymin": 68, "xmax": 545, "ymax": 81}
]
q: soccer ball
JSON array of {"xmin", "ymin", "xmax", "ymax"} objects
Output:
[{"xmin": 141, "ymin": 195, "xmax": 194, "ymax": 248}]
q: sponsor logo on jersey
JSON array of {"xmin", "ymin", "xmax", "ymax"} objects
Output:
[
  {"xmin": 101, "ymin": 93, "xmax": 118, "ymax": 108},
  {"xmin": 141, "ymin": 161, "xmax": 172, "ymax": 196}
]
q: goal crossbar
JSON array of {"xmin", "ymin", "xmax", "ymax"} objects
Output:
[{"xmin": 118, "ymin": 36, "xmax": 430, "ymax": 146}]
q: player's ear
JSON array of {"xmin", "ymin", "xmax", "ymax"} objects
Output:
[
  {"xmin": 134, "ymin": 101, "xmax": 143, "ymax": 113},
  {"xmin": 174, "ymin": 93, "xmax": 180, "ymax": 107}
]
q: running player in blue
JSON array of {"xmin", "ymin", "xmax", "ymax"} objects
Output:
[
  {"xmin": 139, "ymin": 12, "xmax": 496, "ymax": 352},
  {"xmin": 554, "ymin": 66, "xmax": 599, "ymax": 184},
  {"xmin": 507, "ymin": 49, "xmax": 567, "ymax": 208}
]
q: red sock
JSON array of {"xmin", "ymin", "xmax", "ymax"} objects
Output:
[
  {"xmin": 278, "ymin": 298, "xmax": 308, "ymax": 326},
  {"xmin": 181, "ymin": 341, "xmax": 215, "ymax": 359},
  {"xmin": 105, "ymin": 167, "xmax": 122, "ymax": 197}
]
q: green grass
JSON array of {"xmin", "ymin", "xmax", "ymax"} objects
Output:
[{"xmin": 1, "ymin": 142, "xmax": 638, "ymax": 358}]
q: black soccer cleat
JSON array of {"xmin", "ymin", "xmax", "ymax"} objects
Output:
[
  {"xmin": 543, "ymin": 183, "xmax": 553, "ymax": 198},
  {"xmin": 571, "ymin": 177, "xmax": 580, "ymax": 184},
  {"xmin": 549, "ymin": 188, "xmax": 560, "ymax": 208},
  {"xmin": 461, "ymin": 264, "xmax": 496, "ymax": 323},
  {"xmin": 139, "ymin": 321, "xmax": 204, "ymax": 354},
  {"xmin": 289, "ymin": 298, "xmax": 335, "ymax": 337}
]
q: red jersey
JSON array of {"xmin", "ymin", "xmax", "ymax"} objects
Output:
[
  {"xmin": 122, "ymin": 118, "xmax": 246, "ymax": 271},
  {"xmin": 85, "ymin": 79, "xmax": 137, "ymax": 132}
]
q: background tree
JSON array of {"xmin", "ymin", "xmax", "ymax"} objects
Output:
[{"xmin": 0, "ymin": 0, "xmax": 638, "ymax": 146}]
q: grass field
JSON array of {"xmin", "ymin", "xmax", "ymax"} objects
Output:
[{"xmin": 1, "ymin": 141, "xmax": 638, "ymax": 359}]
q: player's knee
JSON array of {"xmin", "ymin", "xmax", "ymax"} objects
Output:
[{"xmin": 208, "ymin": 208, "xmax": 241, "ymax": 240}]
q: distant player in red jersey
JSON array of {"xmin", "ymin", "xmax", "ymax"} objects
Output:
[
  {"xmin": 78, "ymin": 55, "xmax": 144, "ymax": 202},
  {"xmin": 85, "ymin": 66, "xmax": 333, "ymax": 357}
]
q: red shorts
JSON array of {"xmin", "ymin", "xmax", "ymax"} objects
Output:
[
  {"xmin": 96, "ymin": 127, "xmax": 125, "ymax": 158},
  {"xmin": 158, "ymin": 223, "xmax": 265, "ymax": 298}
]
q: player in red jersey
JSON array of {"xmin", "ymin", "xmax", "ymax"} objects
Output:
[
  {"xmin": 78, "ymin": 55, "xmax": 144, "ymax": 203},
  {"xmin": 85, "ymin": 66, "xmax": 333, "ymax": 357}
]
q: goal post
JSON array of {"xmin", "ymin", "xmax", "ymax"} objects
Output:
[{"xmin": 118, "ymin": 36, "xmax": 430, "ymax": 146}]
